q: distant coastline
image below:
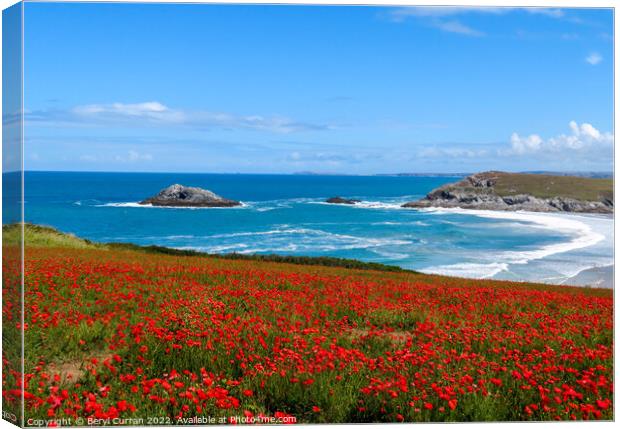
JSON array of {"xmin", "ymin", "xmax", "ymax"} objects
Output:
[{"xmin": 11, "ymin": 169, "xmax": 613, "ymax": 179}]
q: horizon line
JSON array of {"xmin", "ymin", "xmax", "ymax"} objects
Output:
[{"xmin": 2, "ymin": 169, "xmax": 613, "ymax": 176}]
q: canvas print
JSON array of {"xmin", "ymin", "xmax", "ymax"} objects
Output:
[{"xmin": 1, "ymin": 1, "xmax": 614, "ymax": 426}]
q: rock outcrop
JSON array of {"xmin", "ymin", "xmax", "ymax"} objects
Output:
[
  {"xmin": 325, "ymin": 197, "xmax": 361, "ymax": 205},
  {"xmin": 402, "ymin": 172, "xmax": 613, "ymax": 214},
  {"xmin": 140, "ymin": 184, "xmax": 241, "ymax": 207}
]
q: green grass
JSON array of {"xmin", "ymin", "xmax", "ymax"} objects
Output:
[
  {"xmin": 3, "ymin": 223, "xmax": 414, "ymax": 273},
  {"xmin": 487, "ymin": 172, "xmax": 613, "ymax": 201},
  {"xmin": 2, "ymin": 223, "xmax": 102, "ymax": 249}
]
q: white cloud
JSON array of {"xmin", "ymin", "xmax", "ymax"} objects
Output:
[
  {"xmin": 391, "ymin": 6, "xmax": 564, "ymax": 19},
  {"xmin": 390, "ymin": 7, "xmax": 508, "ymax": 19},
  {"xmin": 283, "ymin": 150, "xmax": 379, "ymax": 167},
  {"xmin": 509, "ymin": 133, "xmax": 542, "ymax": 155},
  {"xmin": 126, "ymin": 150, "xmax": 153, "ymax": 162},
  {"xmin": 285, "ymin": 151, "xmax": 347, "ymax": 164},
  {"xmin": 29, "ymin": 102, "xmax": 329, "ymax": 134},
  {"xmin": 419, "ymin": 147, "xmax": 488, "ymax": 158},
  {"xmin": 506, "ymin": 121, "xmax": 613, "ymax": 157},
  {"xmin": 434, "ymin": 20, "xmax": 484, "ymax": 37},
  {"xmin": 389, "ymin": 6, "xmax": 570, "ymax": 38},
  {"xmin": 585, "ymin": 52, "xmax": 602, "ymax": 65},
  {"xmin": 389, "ymin": 7, "xmax": 488, "ymax": 36},
  {"xmin": 416, "ymin": 121, "xmax": 612, "ymax": 168},
  {"xmin": 525, "ymin": 8, "xmax": 564, "ymax": 18},
  {"xmin": 79, "ymin": 150, "xmax": 153, "ymax": 163},
  {"xmin": 114, "ymin": 151, "xmax": 152, "ymax": 163},
  {"xmin": 74, "ymin": 101, "xmax": 168, "ymax": 116}
]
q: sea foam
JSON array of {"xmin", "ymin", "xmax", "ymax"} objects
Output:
[
  {"xmin": 174, "ymin": 227, "xmax": 413, "ymax": 255},
  {"xmin": 97, "ymin": 202, "xmax": 248, "ymax": 209},
  {"xmin": 419, "ymin": 208, "xmax": 610, "ymax": 280}
]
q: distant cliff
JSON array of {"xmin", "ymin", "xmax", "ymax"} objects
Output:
[{"xmin": 402, "ymin": 171, "xmax": 613, "ymax": 214}]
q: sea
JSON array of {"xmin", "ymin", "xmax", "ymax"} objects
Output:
[{"xmin": 13, "ymin": 171, "xmax": 615, "ymax": 287}]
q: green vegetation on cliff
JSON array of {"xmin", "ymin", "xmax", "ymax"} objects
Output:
[{"xmin": 490, "ymin": 172, "xmax": 613, "ymax": 201}]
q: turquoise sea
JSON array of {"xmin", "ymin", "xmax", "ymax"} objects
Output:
[{"xmin": 15, "ymin": 171, "xmax": 614, "ymax": 287}]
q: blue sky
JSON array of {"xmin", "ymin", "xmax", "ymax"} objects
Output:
[{"xmin": 22, "ymin": 3, "xmax": 613, "ymax": 174}]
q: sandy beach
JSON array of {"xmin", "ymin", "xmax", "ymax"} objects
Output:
[{"xmin": 564, "ymin": 264, "xmax": 614, "ymax": 288}]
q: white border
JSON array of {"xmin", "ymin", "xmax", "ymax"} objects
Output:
[{"xmin": 0, "ymin": 2, "xmax": 616, "ymax": 429}]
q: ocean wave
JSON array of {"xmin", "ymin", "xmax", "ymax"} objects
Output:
[
  {"xmin": 353, "ymin": 201, "xmax": 407, "ymax": 210},
  {"xmin": 161, "ymin": 235, "xmax": 196, "ymax": 240},
  {"xmin": 253, "ymin": 203, "xmax": 293, "ymax": 212},
  {"xmin": 421, "ymin": 262, "xmax": 509, "ymax": 279},
  {"xmin": 371, "ymin": 221, "xmax": 403, "ymax": 226},
  {"xmin": 369, "ymin": 249, "xmax": 410, "ymax": 260},
  {"xmin": 96, "ymin": 202, "xmax": 145, "ymax": 208},
  {"xmin": 181, "ymin": 243, "xmax": 301, "ymax": 254},
  {"xmin": 309, "ymin": 199, "xmax": 408, "ymax": 210},
  {"xmin": 562, "ymin": 262, "xmax": 615, "ymax": 281},
  {"xmin": 174, "ymin": 227, "xmax": 412, "ymax": 255},
  {"xmin": 180, "ymin": 243, "xmax": 250, "ymax": 253},
  {"xmin": 371, "ymin": 220, "xmax": 431, "ymax": 226},
  {"xmin": 74, "ymin": 199, "xmax": 102, "ymax": 206},
  {"xmin": 419, "ymin": 208, "xmax": 610, "ymax": 281},
  {"xmin": 448, "ymin": 209, "xmax": 606, "ymax": 263},
  {"xmin": 96, "ymin": 202, "xmax": 248, "ymax": 209},
  {"xmin": 558, "ymin": 263, "xmax": 614, "ymax": 288},
  {"xmin": 521, "ymin": 257, "xmax": 614, "ymax": 285},
  {"xmin": 205, "ymin": 228, "xmax": 320, "ymax": 239},
  {"xmin": 90, "ymin": 199, "xmax": 609, "ymax": 285}
]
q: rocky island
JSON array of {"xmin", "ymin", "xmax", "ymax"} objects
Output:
[
  {"xmin": 402, "ymin": 171, "xmax": 613, "ymax": 214},
  {"xmin": 140, "ymin": 184, "xmax": 241, "ymax": 207},
  {"xmin": 325, "ymin": 197, "xmax": 361, "ymax": 205}
]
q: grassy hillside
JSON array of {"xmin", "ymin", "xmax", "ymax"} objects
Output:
[
  {"xmin": 2, "ymin": 223, "xmax": 613, "ymax": 423},
  {"xmin": 486, "ymin": 172, "xmax": 613, "ymax": 201},
  {"xmin": 2, "ymin": 223, "xmax": 102, "ymax": 249}
]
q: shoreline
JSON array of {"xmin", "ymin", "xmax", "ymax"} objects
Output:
[
  {"xmin": 12, "ymin": 203, "xmax": 613, "ymax": 288},
  {"xmin": 8, "ymin": 214, "xmax": 613, "ymax": 289},
  {"xmin": 563, "ymin": 264, "xmax": 614, "ymax": 289},
  {"xmin": 413, "ymin": 208, "xmax": 613, "ymax": 288}
]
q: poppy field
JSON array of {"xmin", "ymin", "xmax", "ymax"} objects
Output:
[{"xmin": 2, "ymin": 229, "xmax": 614, "ymax": 424}]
